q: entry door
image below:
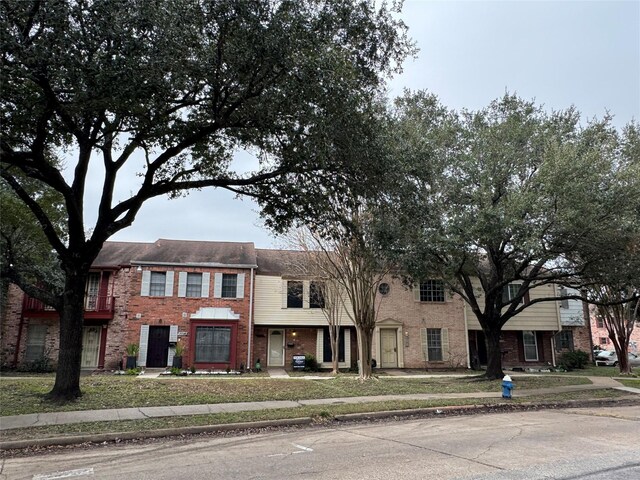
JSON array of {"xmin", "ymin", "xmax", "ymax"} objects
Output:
[
  {"xmin": 380, "ymin": 329, "xmax": 398, "ymax": 368},
  {"xmin": 147, "ymin": 326, "xmax": 170, "ymax": 367},
  {"xmin": 268, "ymin": 329, "xmax": 285, "ymax": 366},
  {"xmin": 81, "ymin": 326, "xmax": 101, "ymax": 368}
]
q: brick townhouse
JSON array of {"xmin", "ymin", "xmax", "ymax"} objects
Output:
[{"xmin": 2, "ymin": 239, "xmax": 594, "ymax": 372}]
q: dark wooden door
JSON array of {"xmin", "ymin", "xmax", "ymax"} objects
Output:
[{"xmin": 147, "ymin": 326, "xmax": 170, "ymax": 367}]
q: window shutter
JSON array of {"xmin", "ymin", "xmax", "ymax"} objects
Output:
[
  {"xmin": 236, "ymin": 273, "xmax": 245, "ymax": 298},
  {"xmin": 201, "ymin": 273, "xmax": 210, "ymax": 297},
  {"xmin": 303, "ymin": 281, "xmax": 310, "ymax": 309},
  {"xmin": 213, "ymin": 273, "xmax": 223, "ymax": 298},
  {"xmin": 523, "ymin": 289, "xmax": 530, "ymax": 305},
  {"xmin": 167, "ymin": 346, "xmax": 174, "ymax": 367},
  {"xmin": 169, "ymin": 325, "xmax": 178, "ymax": 342},
  {"xmin": 178, "ymin": 272, "xmax": 187, "ymax": 297},
  {"xmin": 282, "ymin": 280, "xmax": 288, "ymax": 308},
  {"xmin": 420, "ymin": 328, "xmax": 428, "ymax": 361},
  {"xmin": 138, "ymin": 325, "xmax": 149, "ymax": 367},
  {"xmin": 316, "ymin": 329, "xmax": 324, "ymax": 362},
  {"xmin": 414, "ymin": 285, "xmax": 421, "ymax": 302},
  {"xmin": 165, "ymin": 271, "xmax": 174, "ymax": 297},
  {"xmin": 441, "ymin": 328, "xmax": 449, "ymax": 361},
  {"xmin": 344, "ymin": 329, "xmax": 351, "ymax": 366},
  {"xmin": 141, "ymin": 270, "xmax": 151, "ymax": 296}
]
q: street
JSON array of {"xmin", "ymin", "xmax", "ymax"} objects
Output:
[{"xmin": 2, "ymin": 406, "xmax": 639, "ymax": 480}]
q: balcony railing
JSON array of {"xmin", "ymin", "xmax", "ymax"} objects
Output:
[{"xmin": 23, "ymin": 295, "xmax": 115, "ymax": 314}]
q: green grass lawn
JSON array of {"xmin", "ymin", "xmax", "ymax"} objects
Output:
[
  {"xmin": 553, "ymin": 365, "xmax": 638, "ymax": 377},
  {"xmin": 0, "ymin": 374, "xmax": 591, "ymax": 416},
  {"xmin": 0, "ymin": 389, "xmax": 629, "ymax": 443},
  {"xmin": 618, "ymin": 378, "xmax": 640, "ymax": 388}
]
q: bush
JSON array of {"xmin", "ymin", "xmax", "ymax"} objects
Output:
[
  {"xmin": 559, "ymin": 350, "xmax": 590, "ymax": 371},
  {"xmin": 303, "ymin": 353, "xmax": 319, "ymax": 372},
  {"xmin": 17, "ymin": 354, "xmax": 55, "ymax": 373}
]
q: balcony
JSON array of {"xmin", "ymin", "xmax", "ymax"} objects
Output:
[{"xmin": 23, "ymin": 295, "xmax": 115, "ymax": 319}]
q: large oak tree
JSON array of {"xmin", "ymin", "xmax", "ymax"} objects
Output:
[
  {"xmin": 379, "ymin": 92, "xmax": 639, "ymax": 379},
  {"xmin": 0, "ymin": 0, "xmax": 412, "ymax": 400}
]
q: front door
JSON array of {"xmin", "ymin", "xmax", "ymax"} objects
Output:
[
  {"xmin": 81, "ymin": 326, "xmax": 101, "ymax": 368},
  {"xmin": 380, "ymin": 329, "xmax": 398, "ymax": 368},
  {"xmin": 147, "ymin": 326, "xmax": 170, "ymax": 367},
  {"xmin": 268, "ymin": 329, "xmax": 285, "ymax": 367}
]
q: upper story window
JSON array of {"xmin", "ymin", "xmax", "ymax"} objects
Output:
[
  {"xmin": 287, "ymin": 281, "xmax": 303, "ymax": 308},
  {"xmin": 503, "ymin": 283, "xmax": 524, "ymax": 304},
  {"xmin": 558, "ymin": 287, "xmax": 569, "ymax": 309},
  {"xmin": 221, "ymin": 274, "xmax": 237, "ymax": 298},
  {"xmin": 186, "ymin": 273, "xmax": 203, "ymax": 298},
  {"xmin": 149, "ymin": 272, "xmax": 167, "ymax": 296},
  {"xmin": 310, "ymin": 281, "xmax": 325, "ymax": 309},
  {"xmin": 419, "ymin": 280, "xmax": 445, "ymax": 302},
  {"xmin": 213, "ymin": 273, "xmax": 245, "ymax": 299}
]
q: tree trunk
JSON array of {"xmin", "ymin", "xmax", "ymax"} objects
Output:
[
  {"xmin": 329, "ymin": 325, "xmax": 339, "ymax": 375},
  {"xmin": 484, "ymin": 326, "xmax": 504, "ymax": 380},
  {"xmin": 46, "ymin": 271, "xmax": 87, "ymax": 402},
  {"xmin": 357, "ymin": 325, "xmax": 374, "ymax": 380}
]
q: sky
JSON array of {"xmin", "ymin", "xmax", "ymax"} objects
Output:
[{"xmin": 106, "ymin": 0, "xmax": 640, "ymax": 248}]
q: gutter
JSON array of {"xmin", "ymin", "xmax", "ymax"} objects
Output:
[{"xmin": 131, "ymin": 261, "xmax": 258, "ymax": 269}]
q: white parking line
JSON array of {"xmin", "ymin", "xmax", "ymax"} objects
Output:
[
  {"xmin": 33, "ymin": 468, "xmax": 94, "ymax": 480},
  {"xmin": 292, "ymin": 443, "xmax": 313, "ymax": 452}
]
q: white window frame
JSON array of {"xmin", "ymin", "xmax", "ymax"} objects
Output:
[
  {"xmin": 503, "ymin": 283, "xmax": 524, "ymax": 304},
  {"xmin": 186, "ymin": 273, "xmax": 203, "ymax": 298},
  {"xmin": 418, "ymin": 280, "xmax": 445, "ymax": 303}
]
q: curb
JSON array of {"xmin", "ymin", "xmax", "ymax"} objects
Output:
[{"xmin": 3, "ymin": 397, "xmax": 639, "ymax": 452}]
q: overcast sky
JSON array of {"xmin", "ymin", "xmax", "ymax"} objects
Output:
[{"xmin": 107, "ymin": 0, "xmax": 640, "ymax": 248}]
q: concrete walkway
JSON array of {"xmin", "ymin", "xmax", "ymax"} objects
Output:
[{"xmin": 1, "ymin": 376, "xmax": 638, "ymax": 431}]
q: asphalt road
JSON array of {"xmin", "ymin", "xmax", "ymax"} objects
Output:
[{"xmin": 2, "ymin": 406, "xmax": 639, "ymax": 480}]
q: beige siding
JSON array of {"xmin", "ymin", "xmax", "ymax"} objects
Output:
[
  {"xmin": 465, "ymin": 280, "xmax": 561, "ymax": 331},
  {"xmin": 253, "ymin": 275, "xmax": 354, "ymax": 326}
]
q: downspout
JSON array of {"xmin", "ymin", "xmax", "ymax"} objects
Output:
[
  {"xmin": 551, "ymin": 284, "xmax": 562, "ymax": 367},
  {"xmin": 247, "ymin": 267, "xmax": 254, "ymax": 370},
  {"xmin": 463, "ymin": 302, "xmax": 471, "ymax": 368}
]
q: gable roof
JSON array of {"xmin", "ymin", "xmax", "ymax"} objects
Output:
[{"xmin": 93, "ymin": 239, "xmax": 257, "ymax": 268}]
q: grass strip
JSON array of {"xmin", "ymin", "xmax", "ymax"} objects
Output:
[
  {"xmin": 0, "ymin": 389, "xmax": 627, "ymax": 443},
  {"xmin": 0, "ymin": 375, "xmax": 591, "ymax": 416}
]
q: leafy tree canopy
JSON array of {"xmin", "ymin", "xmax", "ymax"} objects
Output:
[{"xmin": 378, "ymin": 91, "xmax": 640, "ymax": 378}]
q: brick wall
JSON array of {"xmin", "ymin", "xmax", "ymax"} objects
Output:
[
  {"xmin": 125, "ymin": 266, "xmax": 252, "ymax": 369},
  {"xmin": 590, "ymin": 305, "xmax": 640, "ymax": 353},
  {"xmin": 376, "ymin": 277, "xmax": 468, "ymax": 369}
]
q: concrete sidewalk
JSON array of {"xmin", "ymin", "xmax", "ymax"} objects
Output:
[{"xmin": 1, "ymin": 376, "xmax": 637, "ymax": 431}]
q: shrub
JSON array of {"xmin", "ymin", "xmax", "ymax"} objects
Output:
[
  {"xmin": 303, "ymin": 353, "xmax": 319, "ymax": 372},
  {"xmin": 559, "ymin": 350, "xmax": 590, "ymax": 371},
  {"xmin": 126, "ymin": 344, "xmax": 139, "ymax": 356},
  {"xmin": 125, "ymin": 367, "xmax": 142, "ymax": 375}
]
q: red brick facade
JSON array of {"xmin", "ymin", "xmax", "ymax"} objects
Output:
[{"xmin": 125, "ymin": 266, "xmax": 252, "ymax": 370}]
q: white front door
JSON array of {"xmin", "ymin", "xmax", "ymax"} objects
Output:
[
  {"xmin": 81, "ymin": 326, "xmax": 101, "ymax": 368},
  {"xmin": 268, "ymin": 329, "xmax": 285, "ymax": 367}
]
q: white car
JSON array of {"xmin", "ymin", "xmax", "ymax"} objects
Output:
[{"xmin": 595, "ymin": 351, "xmax": 640, "ymax": 367}]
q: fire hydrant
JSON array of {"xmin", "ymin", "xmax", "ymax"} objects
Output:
[{"xmin": 501, "ymin": 375, "xmax": 514, "ymax": 399}]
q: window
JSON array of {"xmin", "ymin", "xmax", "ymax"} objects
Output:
[
  {"xmin": 599, "ymin": 337, "xmax": 609, "ymax": 345},
  {"xmin": 310, "ymin": 281, "xmax": 325, "ymax": 309},
  {"xmin": 287, "ymin": 281, "xmax": 303, "ymax": 308},
  {"xmin": 25, "ymin": 324, "xmax": 47, "ymax": 362},
  {"xmin": 378, "ymin": 283, "xmax": 390, "ymax": 295},
  {"xmin": 85, "ymin": 272, "xmax": 100, "ymax": 310},
  {"xmin": 322, "ymin": 327, "xmax": 345, "ymax": 363},
  {"xmin": 419, "ymin": 280, "xmax": 445, "ymax": 302},
  {"xmin": 559, "ymin": 287, "xmax": 569, "ymax": 309},
  {"xmin": 503, "ymin": 283, "xmax": 524, "ymax": 304},
  {"xmin": 195, "ymin": 326, "xmax": 231, "ymax": 363},
  {"xmin": 523, "ymin": 331, "xmax": 538, "ymax": 361},
  {"xmin": 556, "ymin": 330, "xmax": 574, "ymax": 351},
  {"xmin": 221, "ymin": 274, "xmax": 237, "ymax": 298},
  {"xmin": 149, "ymin": 272, "xmax": 166, "ymax": 296},
  {"xmin": 426, "ymin": 328, "xmax": 443, "ymax": 361},
  {"xmin": 596, "ymin": 318, "xmax": 605, "ymax": 328},
  {"xmin": 186, "ymin": 273, "xmax": 203, "ymax": 298}
]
